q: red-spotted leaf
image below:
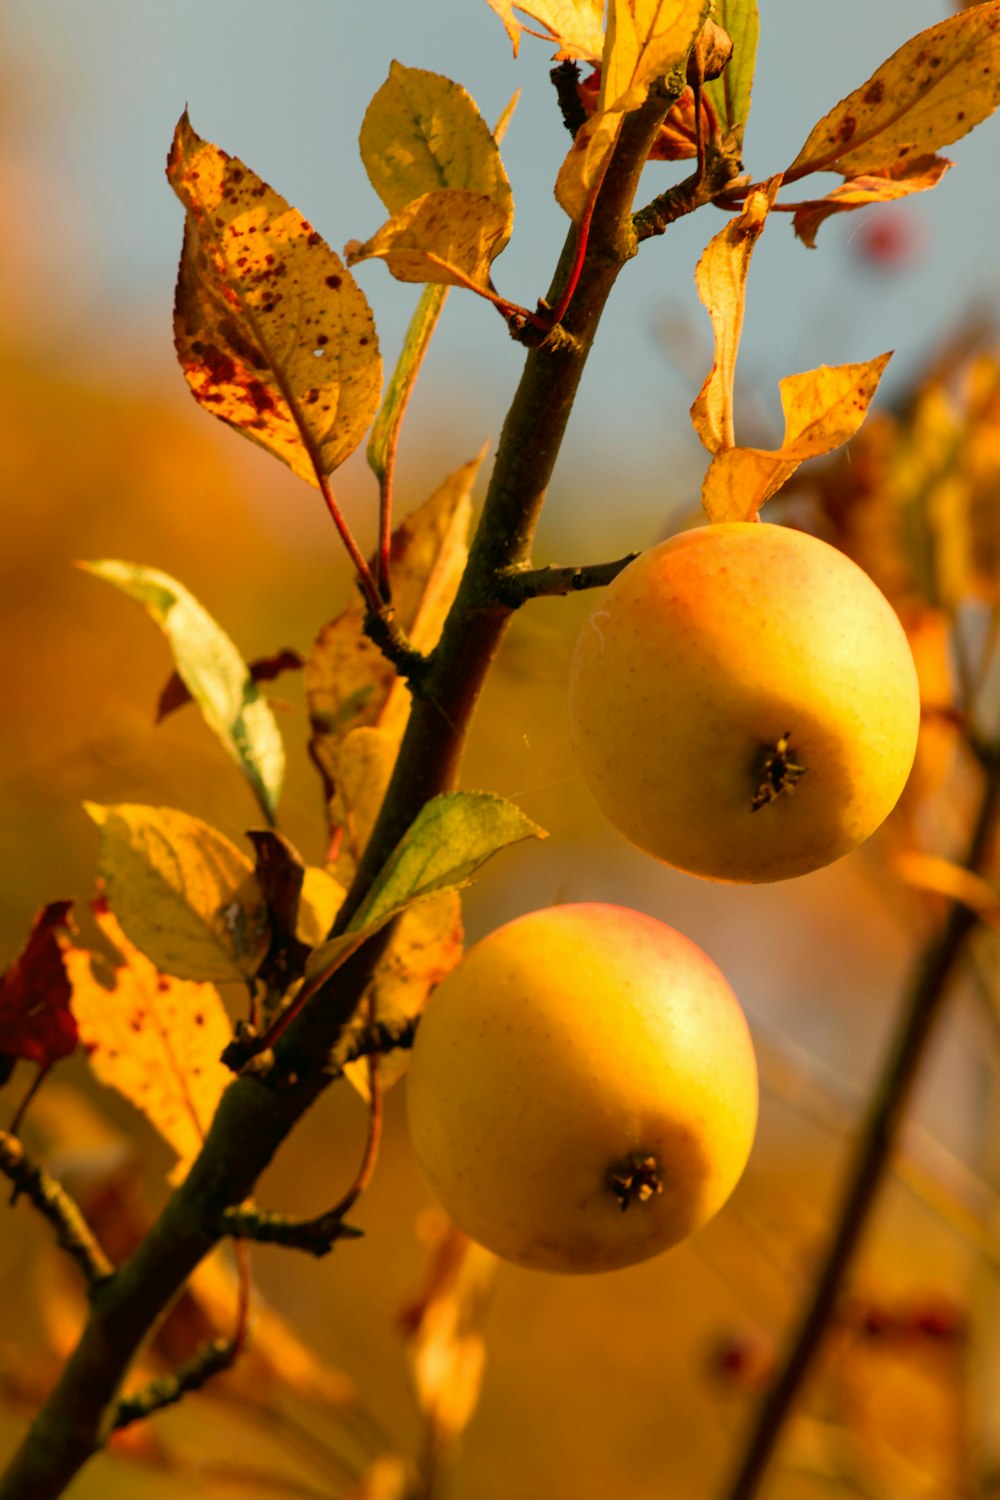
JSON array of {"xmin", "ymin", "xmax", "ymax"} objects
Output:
[
  {"xmin": 792, "ymin": 155, "xmax": 951, "ymax": 248},
  {"xmin": 786, "ymin": 5, "xmax": 1000, "ymax": 183},
  {"xmin": 0, "ymin": 903, "xmax": 78, "ymax": 1071},
  {"xmin": 167, "ymin": 112, "xmax": 381, "ymax": 486}
]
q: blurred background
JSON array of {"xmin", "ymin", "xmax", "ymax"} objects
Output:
[{"xmin": 3, "ymin": 2, "xmax": 1000, "ymax": 1497}]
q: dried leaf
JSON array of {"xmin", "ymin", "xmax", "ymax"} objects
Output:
[
  {"xmin": 554, "ymin": 109, "xmax": 623, "ymax": 221},
  {"xmin": 485, "ymin": 0, "xmax": 605, "ymax": 60},
  {"xmin": 786, "ymin": 5, "xmax": 1000, "ymax": 182},
  {"xmin": 704, "ymin": 0, "xmax": 759, "ymax": 148},
  {"xmin": 792, "ymin": 156, "xmax": 952, "ymax": 248},
  {"xmin": 307, "ymin": 454, "xmax": 479, "ymax": 819},
  {"xmin": 690, "ymin": 178, "xmax": 781, "ymax": 454},
  {"xmin": 345, "ymin": 189, "xmax": 511, "ymax": 290},
  {"xmin": 167, "ymin": 112, "xmax": 381, "ymax": 486},
  {"xmin": 399, "ymin": 1218, "xmax": 497, "ymax": 1447},
  {"xmin": 66, "ymin": 905, "xmax": 233, "ymax": 1182},
  {"xmin": 602, "ymin": 0, "xmax": 707, "ymax": 113},
  {"xmin": 339, "ymin": 890, "xmax": 464, "ymax": 1096},
  {"xmin": 699, "ymin": 355, "xmax": 892, "ymax": 521},
  {"xmin": 82, "ymin": 561, "xmax": 285, "ymax": 823},
  {"xmin": 0, "ymin": 903, "xmax": 78, "ymax": 1071},
  {"xmin": 327, "ymin": 727, "xmax": 400, "ymax": 883},
  {"xmin": 85, "ymin": 803, "xmax": 269, "ymax": 983},
  {"xmin": 360, "ymin": 63, "xmax": 512, "ymax": 224}
]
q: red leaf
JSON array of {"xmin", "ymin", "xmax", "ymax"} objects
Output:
[{"xmin": 0, "ymin": 902, "xmax": 79, "ymax": 1069}]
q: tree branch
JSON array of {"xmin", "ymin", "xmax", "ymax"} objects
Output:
[
  {"xmin": 0, "ymin": 79, "xmax": 686, "ymax": 1500},
  {"xmin": 717, "ymin": 753, "xmax": 1000, "ymax": 1500},
  {"xmin": 496, "ymin": 552, "xmax": 640, "ymax": 608},
  {"xmin": 0, "ymin": 1133, "xmax": 113, "ymax": 1289}
]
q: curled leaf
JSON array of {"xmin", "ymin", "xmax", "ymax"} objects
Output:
[
  {"xmin": 690, "ymin": 178, "xmax": 781, "ymax": 455},
  {"xmin": 167, "ymin": 112, "xmax": 381, "ymax": 486},
  {"xmin": 792, "ymin": 156, "xmax": 952, "ymax": 249},
  {"xmin": 699, "ymin": 354, "xmax": 893, "ymax": 522},
  {"xmin": 81, "ymin": 561, "xmax": 285, "ymax": 824},
  {"xmin": 0, "ymin": 903, "xmax": 78, "ymax": 1071},
  {"xmin": 345, "ymin": 190, "xmax": 511, "ymax": 290},
  {"xmin": 485, "ymin": 0, "xmax": 605, "ymax": 60}
]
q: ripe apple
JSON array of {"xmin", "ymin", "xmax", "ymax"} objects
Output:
[
  {"xmin": 568, "ymin": 522, "xmax": 920, "ymax": 882},
  {"xmin": 405, "ymin": 903, "xmax": 757, "ymax": 1274}
]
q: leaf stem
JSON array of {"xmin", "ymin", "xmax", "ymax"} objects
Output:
[
  {"xmin": 717, "ymin": 753, "xmax": 1000, "ymax": 1500},
  {"xmin": 0, "ymin": 1132, "xmax": 113, "ymax": 1288}
]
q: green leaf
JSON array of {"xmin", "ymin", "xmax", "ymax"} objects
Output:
[
  {"xmin": 84, "ymin": 803, "xmax": 270, "ymax": 983},
  {"xmin": 354, "ymin": 792, "xmax": 546, "ymax": 930},
  {"xmin": 368, "ymin": 284, "xmax": 448, "ymax": 487},
  {"xmin": 303, "ymin": 792, "xmax": 546, "ymax": 987},
  {"xmin": 704, "ymin": 0, "xmax": 758, "ymax": 148},
  {"xmin": 81, "ymin": 560, "xmax": 285, "ymax": 823}
]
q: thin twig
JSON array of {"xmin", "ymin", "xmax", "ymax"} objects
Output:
[
  {"xmin": 496, "ymin": 552, "xmax": 640, "ymax": 607},
  {"xmin": 112, "ymin": 1338, "xmax": 239, "ymax": 1430},
  {"xmin": 718, "ymin": 754, "xmax": 1000, "ymax": 1500},
  {"xmin": 0, "ymin": 1133, "xmax": 113, "ymax": 1288}
]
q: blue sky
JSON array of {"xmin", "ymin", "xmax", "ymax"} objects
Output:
[{"xmin": 7, "ymin": 1, "xmax": 998, "ymax": 541}]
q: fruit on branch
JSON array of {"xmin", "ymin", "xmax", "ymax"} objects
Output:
[
  {"xmin": 405, "ymin": 903, "xmax": 757, "ymax": 1274},
  {"xmin": 568, "ymin": 522, "xmax": 920, "ymax": 883}
]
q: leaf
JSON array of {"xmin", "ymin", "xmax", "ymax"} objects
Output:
[
  {"xmin": 699, "ymin": 354, "xmax": 893, "ymax": 521},
  {"xmin": 892, "ymin": 853, "xmax": 1000, "ymax": 930},
  {"xmin": 704, "ymin": 0, "xmax": 758, "ymax": 148},
  {"xmin": 0, "ymin": 903, "xmax": 78, "ymax": 1070},
  {"xmin": 601, "ymin": 0, "xmax": 707, "ymax": 114},
  {"xmin": 339, "ymin": 890, "xmax": 464, "ymax": 1096},
  {"xmin": 65, "ymin": 904, "xmax": 234, "ymax": 1182},
  {"xmin": 155, "ymin": 648, "xmax": 304, "ymax": 724},
  {"xmin": 327, "ymin": 727, "xmax": 400, "ymax": 883},
  {"xmin": 690, "ymin": 178, "xmax": 781, "ymax": 454},
  {"xmin": 345, "ymin": 190, "xmax": 511, "ymax": 291},
  {"xmin": 368, "ymin": 285, "xmax": 448, "ymax": 487},
  {"xmin": 81, "ymin": 561, "xmax": 285, "ymax": 823},
  {"xmin": 353, "ymin": 792, "xmax": 546, "ymax": 931},
  {"xmin": 792, "ymin": 156, "xmax": 952, "ymax": 249},
  {"xmin": 555, "ymin": 0, "xmax": 707, "ymax": 221},
  {"xmin": 360, "ymin": 63, "xmax": 513, "ymax": 226},
  {"xmin": 786, "ymin": 4, "xmax": 1000, "ymax": 182},
  {"xmin": 307, "ymin": 453, "xmax": 479, "ymax": 821},
  {"xmin": 485, "ymin": 0, "xmax": 605, "ymax": 60},
  {"xmin": 85, "ymin": 803, "xmax": 269, "ymax": 982},
  {"xmin": 167, "ymin": 112, "xmax": 381, "ymax": 486}
]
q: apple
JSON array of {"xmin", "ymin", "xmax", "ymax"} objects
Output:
[
  {"xmin": 405, "ymin": 903, "xmax": 757, "ymax": 1274},
  {"xmin": 568, "ymin": 522, "xmax": 920, "ymax": 882}
]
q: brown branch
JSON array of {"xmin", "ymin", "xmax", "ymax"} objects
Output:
[
  {"xmin": 717, "ymin": 753, "xmax": 1000, "ymax": 1500},
  {"xmin": 0, "ymin": 81, "xmax": 685, "ymax": 1500},
  {"xmin": 0, "ymin": 1133, "xmax": 113, "ymax": 1289},
  {"xmin": 112, "ymin": 1338, "xmax": 238, "ymax": 1430},
  {"xmin": 496, "ymin": 552, "xmax": 640, "ymax": 607}
]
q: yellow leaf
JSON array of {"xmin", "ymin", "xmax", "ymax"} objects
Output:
[
  {"xmin": 690, "ymin": 178, "xmax": 781, "ymax": 454},
  {"xmin": 340, "ymin": 890, "xmax": 464, "ymax": 1096},
  {"xmin": 554, "ymin": 110, "xmax": 624, "ymax": 222},
  {"xmin": 328, "ymin": 727, "xmax": 400, "ymax": 884},
  {"xmin": 786, "ymin": 4, "xmax": 1000, "ymax": 181},
  {"xmin": 65, "ymin": 906, "xmax": 233, "ymax": 1183},
  {"xmin": 485, "ymin": 0, "xmax": 605, "ymax": 60},
  {"xmin": 602, "ymin": 0, "xmax": 707, "ymax": 114},
  {"xmin": 699, "ymin": 355, "xmax": 892, "ymax": 522},
  {"xmin": 792, "ymin": 156, "xmax": 952, "ymax": 249},
  {"xmin": 167, "ymin": 113, "xmax": 381, "ymax": 486},
  {"xmin": 893, "ymin": 852, "xmax": 1000, "ymax": 928},
  {"xmin": 345, "ymin": 189, "xmax": 511, "ymax": 290},
  {"xmin": 307, "ymin": 454, "xmax": 478, "ymax": 830},
  {"xmin": 85, "ymin": 802, "xmax": 269, "ymax": 982},
  {"xmin": 295, "ymin": 866, "xmax": 346, "ymax": 948},
  {"xmin": 360, "ymin": 63, "xmax": 513, "ymax": 225}
]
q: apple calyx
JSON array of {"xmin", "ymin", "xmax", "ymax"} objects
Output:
[
  {"xmin": 751, "ymin": 732, "xmax": 807, "ymax": 812},
  {"xmin": 608, "ymin": 1152, "xmax": 664, "ymax": 1212}
]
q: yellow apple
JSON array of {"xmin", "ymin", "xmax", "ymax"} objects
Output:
[
  {"xmin": 568, "ymin": 522, "xmax": 920, "ymax": 882},
  {"xmin": 405, "ymin": 903, "xmax": 757, "ymax": 1274}
]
